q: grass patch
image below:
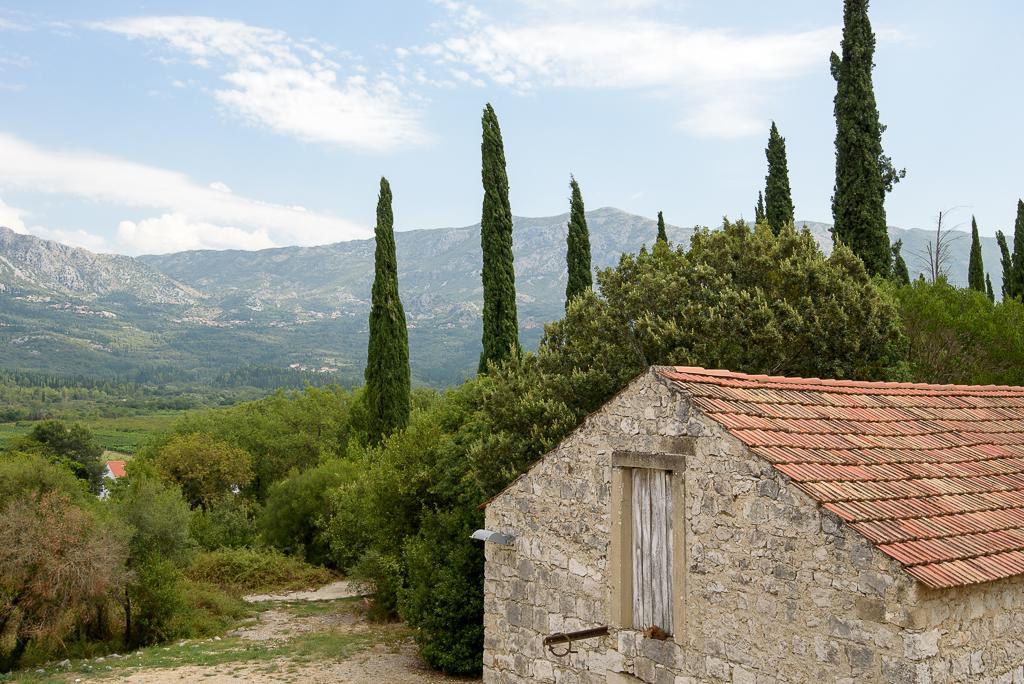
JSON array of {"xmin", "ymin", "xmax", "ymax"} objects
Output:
[
  {"xmin": 0, "ymin": 412, "xmax": 182, "ymax": 454},
  {"xmin": 5, "ymin": 629, "xmax": 386, "ymax": 682},
  {"xmin": 186, "ymin": 548, "xmax": 335, "ymax": 595}
]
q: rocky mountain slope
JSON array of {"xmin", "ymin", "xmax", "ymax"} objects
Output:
[
  {"xmin": 0, "ymin": 209, "xmax": 1006, "ymax": 386},
  {"xmin": 0, "ymin": 227, "xmax": 200, "ymax": 304}
]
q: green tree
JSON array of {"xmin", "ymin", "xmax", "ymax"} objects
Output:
[
  {"xmin": 997, "ymin": 229, "xmax": 1013, "ymax": 298},
  {"xmin": 1011, "ymin": 199, "xmax": 1024, "ymax": 300},
  {"xmin": 167, "ymin": 386, "xmax": 355, "ymax": 500},
  {"xmin": 830, "ymin": 0, "xmax": 903, "ymax": 276},
  {"xmin": 478, "ymin": 103, "xmax": 519, "ymax": 373},
  {"xmin": 259, "ymin": 460, "xmax": 355, "ymax": 566},
  {"xmin": 541, "ymin": 220, "xmax": 907, "ymax": 417},
  {"xmin": 565, "ymin": 176, "xmax": 592, "ymax": 308},
  {"xmin": 893, "ymin": 279, "xmax": 1024, "ymax": 385},
  {"xmin": 968, "ymin": 215, "xmax": 985, "ymax": 292},
  {"xmin": 986, "ymin": 273, "xmax": 995, "ymax": 303},
  {"xmin": 153, "ymin": 433, "xmax": 253, "ymax": 509},
  {"xmin": 764, "ymin": 122, "xmax": 794, "ymax": 234},
  {"xmin": 110, "ymin": 473, "xmax": 193, "ymax": 646},
  {"xmin": 891, "ymin": 239, "xmax": 910, "ymax": 285},
  {"xmin": 755, "ymin": 192, "xmax": 765, "ymax": 225},
  {"xmin": 364, "ymin": 177, "xmax": 411, "ymax": 444},
  {"xmin": 657, "ymin": 210, "xmax": 669, "ymax": 243},
  {"xmin": 12, "ymin": 421, "xmax": 104, "ymax": 492}
]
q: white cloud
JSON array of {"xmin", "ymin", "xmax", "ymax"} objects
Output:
[
  {"xmin": 0, "ymin": 132, "xmax": 369, "ymax": 254},
  {"xmin": 91, "ymin": 16, "xmax": 428, "ymax": 152},
  {"xmin": 0, "ymin": 198, "xmax": 27, "ymax": 233},
  {"xmin": 118, "ymin": 213, "xmax": 275, "ymax": 253},
  {"xmin": 418, "ymin": 3, "xmax": 839, "ymax": 137}
]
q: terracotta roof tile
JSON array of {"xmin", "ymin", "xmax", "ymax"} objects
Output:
[{"xmin": 657, "ymin": 366, "xmax": 1024, "ymax": 589}]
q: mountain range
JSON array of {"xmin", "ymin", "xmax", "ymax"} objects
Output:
[{"xmin": 0, "ymin": 208, "xmax": 1006, "ymax": 387}]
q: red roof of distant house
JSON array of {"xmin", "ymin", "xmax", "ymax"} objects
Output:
[
  {"xmin": 658, "ymin": 366, "xmax": 1024, "ymax": 590},
  {"xmin": 105, "ymin": 460, "xmax": 127, "ymax": 479}
]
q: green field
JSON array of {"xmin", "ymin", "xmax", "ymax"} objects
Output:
[{"xmin": 0, "ymin": 412, "xmax": 183, "ymax": 454}]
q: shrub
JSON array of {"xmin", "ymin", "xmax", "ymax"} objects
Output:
[
  {"xmin": 892, "ymin": 279, "xmax": 1024, "ymax": 385},
  {"xmin": 0, "ymin": 453, "xmax": 90, "ymax": 507},
  {"xmin": 399, "ymin": 508, "xmax": 484, "ymax": 676},
  {"xmin": 189, "ymin": 495, "xmax": 258, "ymax": 551},
  {"xmin": 185, "ymin": 548, "xmax": 333, "ymax": 594},
  {"xmin": 111, "ymin": 473, "xmax": 193, "ymax": 566},
  {"xmin": 169, "ymin": 579, "xmax": 249, "ymax": 638},
  {"xmin": 6, "ymin": 421, "xmax": 105, "ymax": 493},
  {"xmin": 127, "ymin": 557, "xmax": 184, "ymax": 647},
  {"xmin": 258, "ymin": 459, "xmax": 356, "ymax": 566},
  {"xmin": 0, "ymin": 492, "xmax": 128, "ymax": 671}
]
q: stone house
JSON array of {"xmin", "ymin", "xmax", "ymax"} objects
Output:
[{"xmin": 481, "ymin": 367, "xmax": 1024, "ymax": 683}]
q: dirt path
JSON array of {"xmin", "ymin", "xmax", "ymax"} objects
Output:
[
  {"xmin": 57, "ymin": 581, "xmax": 474, "ymax": 683},
  {"xmin": 243, "ymin": 579, "xmax": 369, "ymax": 603}
]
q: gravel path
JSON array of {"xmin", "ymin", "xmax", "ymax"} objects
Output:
[{"xmin": 243, "ymin": 580, "xmax": 370, "ymax": 603}]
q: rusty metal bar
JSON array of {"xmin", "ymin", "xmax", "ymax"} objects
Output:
[{"xmin": 542, "ymin": 626, "xmax": 609, "ymax": 646}]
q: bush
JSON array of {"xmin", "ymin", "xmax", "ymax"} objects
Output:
[
  {"xmin": 0, "ymin": 453, "xmax": 91, "ymax": 507},
  {"xmin": 169, "ymin": 579, "xmax": 249, "ymax": 638},
  {"xmin": 259, "ymin": 459, "xmax": 356, "ymax": 566},
  {"xmin": 189, "ymin": 495, "xmax": 258, "ymax": 551},
  {"xmin": 324, "ymin": 394, "xmax": 476, "ymax": 614},
  {"xmin": 185, "ymin": 548, "xmax": 333, "ymax": 594},
  {"xmin": 111, "ymin": 473, "xmax": 193, "ymax": 566},
  {"xmin": 0, "ymin": 492, "xmax": 128, "ymax": 671},
  {"xmin": 127, "ymin": 557, "xmax": 184, "ymax": 647},
  {"xmin": 892, "ymin": 279, "xmax": 1024, "ymax": 385},
  {"xmin": 6, "ymin": 421, "xmax": 105, "ymax": 493},
  {"xmin": 399, "ymin": 508, "xmax": 484, "ymax": 676}
]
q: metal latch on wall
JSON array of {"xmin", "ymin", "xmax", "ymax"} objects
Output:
[{"xmin": 542, "ymin": 626, "xmax": 610, "ymax": 657}]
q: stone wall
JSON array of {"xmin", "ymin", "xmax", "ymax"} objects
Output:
[{"xmin": 482, "ymin": 369, "xmax": 1024, "ymax": 683}]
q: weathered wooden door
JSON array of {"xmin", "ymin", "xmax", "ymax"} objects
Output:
[{"xmin": 631, "ymin": 468, "xmax": 673, "ymax": 632}]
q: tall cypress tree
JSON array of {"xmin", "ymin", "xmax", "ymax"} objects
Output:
[
  {"xmin": 656, "ymin": 211, "xmax": 668, "ymax": 244},
  {"xmin": 764, "ymin": 122, "xmax": 794, "ymax": 234},
  {"xmin": 364, "ymin": 177, "xmax": 410, "ymax": 443},
  {"xmin": 890, "ymin": 239, "xmax": 910, "ymax": 285},
  {"xmin": 968, "ymin": 216, "xmax": 985, "ymax": 292},
  {"xmin": 830, "ymin": 0, "xmax": 898, "ymax": 276},
  {"xmin": 478, "ymin": 103, "xmax": 519, "ymax": 373},
  {"xmin": 1011, "ymin": 200, "xmax": 1024, "ymax": 300},
  {"xmin": 986, "ymin": 273, "xmax": 995, "ymax": 303},
  {"xmin": 565, "ymin": 176, "xmax": 592, "ymax": 308},
  {"xmin": 754, "ymin": 192, "xmax": 766, "ymax": 225},
  {"xmin": 997, "ymin": 230, "xmax": 1013, "ymax": 299}
]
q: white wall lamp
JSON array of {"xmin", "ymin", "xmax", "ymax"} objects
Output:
[{"xmin": 470, "ymin": 529, "xmax": 515, "ymax": 545}]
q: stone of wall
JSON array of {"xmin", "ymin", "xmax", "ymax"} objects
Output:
[{"xmin": 482, "ymin": 369, "xmax": 1024, "ymax": 683}]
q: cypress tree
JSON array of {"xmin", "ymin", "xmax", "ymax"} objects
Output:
[
  {"xmin": 656, "ymin": 211, "xmax": 668, "ymax": 244},
  {"xmin": 968, "ymin": 215, "xmax": 985, "ymax": 292},
  {"xmin": 478, "ymin": 103, "xmax": 519, "ymax": 373},
  {"xmin": 364, "ymin": 177, "xmax": 410, "ymax": 443},
  {"xmin": 997, "ymin": 230, "xmax": 1012, "ymax": 299},
  {"xmin": 986, "ymin": 273, "xmax": 995, "ymax": 303},
  {"xmin": 764, "ymin": 122, "xmax": 794, "ymax": 234},
  {"xmin": 565, "ymin": 176, "xmax": 592, "ymax": 308},
  {"xmin": 754, "ymin": 192, "xmax": 765, "ymax": 225},
  {"xmin": 1011, "ymin": 200, "xmax": 1024, "ymax": 300},
  {"xmin": 890, "ymin": 239, "xmax": 910, "ymax": 285},
  {"xmin": 830, "ymin": 0, "xmax": 899, "ymax": 276}
]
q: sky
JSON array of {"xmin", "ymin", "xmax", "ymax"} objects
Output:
[{"xmin": 0, "ymin": 0, "xmax": 1021, "ymax": 255}]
